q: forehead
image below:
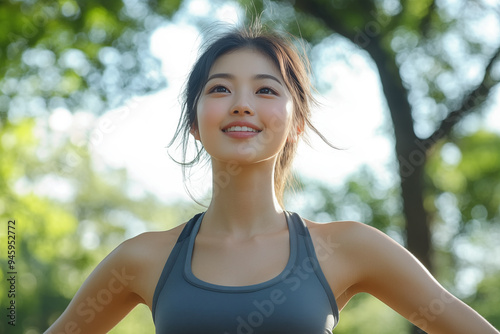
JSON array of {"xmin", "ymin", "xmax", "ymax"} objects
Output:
[{"xmin": 209, "ymin": 48, "xmax": 283, "ymax": 79}]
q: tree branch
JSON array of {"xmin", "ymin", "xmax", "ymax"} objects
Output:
[
  {"xmin": 419, "ymin": 0, "xmax": 437, "ymax": 38},
  {"xmin": 292, "ymin": 0, "xmax": 355, "ymax": 40},
  {"xmin": 423, "ymin": 45, "xmax": 500, "ymax": 147}
]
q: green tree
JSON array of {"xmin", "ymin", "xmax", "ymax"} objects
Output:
[
  {"xmin": 0, "ymin": 0, "xmax": 185, "ymax": 121},
  {"xmin": 0, "ymin": 118, "xmax": 200, "ymax": 333},
  {"xmin": 467, "ymin": 275, "xmax": 500, "ymax": 327},
  {"xmin": 0, "ymin": 2, "xmax": 184, "ymax": 329},
  {"xmin": 426, "ymin": 130, "xmax": 500, "ymax": 327}
]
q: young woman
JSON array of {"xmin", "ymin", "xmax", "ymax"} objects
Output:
[{"xmin": 46, "ymin": 25, "xmax": 499, "ymax": 334}]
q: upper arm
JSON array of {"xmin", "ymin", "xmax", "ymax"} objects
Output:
[
  {"xmin": 347, "ymin": 222, "xmax": 499, "ymax": 334},
  {"xmin": 45, "ymin": 238, "xmax": 145, "ymax": 334}
]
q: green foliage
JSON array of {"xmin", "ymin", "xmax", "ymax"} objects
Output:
[
  {"xmin": 0, "ymin": 0, "xmax": 184, "ymax": 120},
  {"xmin": 0, "ymin": 118, "xmax": 199, "ymax": 333},
  {"xmin": 426, "ymin": 131, "xmax": 500, "ymax": 232},
  {"xmin": 425, "ymin": 131, "xmax": 500, "ymax": 321},
  {"xmin": 109, "ymin": 304, "xmax": 155, "ymax": 334},
  {"xmin": 467, "ymin": 275, "xmax": 500, "ymax": 327},
  {"xmin": 150, "ymin": 0, "xmax": 184, "ymax": 17},
  {"xmin": 294, "ymin": 166, "xmax": 404, "ymax": 234},
  {"xmin": 334, "ymin": 294, "xmax": 408, "ymax": 334},
  {"xmin": 257, "ymin": 0, "xmax": 498, "ymax": 137},
  {"xmin": 0, "ymin": 118, "xmax": 83, "ymax": 331}
]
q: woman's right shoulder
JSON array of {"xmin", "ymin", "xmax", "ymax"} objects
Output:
[
  {"xmin": 44, "ymin": 222, "xmax": 191, "ymax": 333},
  {"xmin": 117, "ymin": 222, "xmax": 189, "ymax": 272},
  {"xmin": 122, "ymin": 223, "xmax": 188, "ymax": 256},
  {"xmin": 114, "ymin": 222, "xmax": 189, "ymax": 308}
]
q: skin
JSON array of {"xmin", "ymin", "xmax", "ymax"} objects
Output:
[{"xmin": 45, "ymin": 49, "xmax": 499, "ymax": 334}]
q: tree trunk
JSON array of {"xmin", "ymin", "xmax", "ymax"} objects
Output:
[
  {"xmin": 364, "ymin": 39, "xmax": 433, "ymax": 334},
  {"xmin": 364, "ymin": 41, "xmax": 433, "ymax": 271}
]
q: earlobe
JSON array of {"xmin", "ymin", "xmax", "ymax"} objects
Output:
[
  {"xmin": 296, "ymin": 125, "xmax": 303, "ymax": 137},
  {"xmin": 190, "ymin": 127, "xmax": 201, "ymax": 141},
  {"xmin": 287, "ymin": 125, "xmax": 303, "ymax": 143}
]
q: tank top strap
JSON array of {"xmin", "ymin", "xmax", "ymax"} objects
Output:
[
  {"xmin": 177, "ymin": 212, "xmax": 204, "ymax": 242},
  {"xmin": 286, "ymin": 211, "xmax": 340, "ymax": 326},
  {"xmin": 152, "ymin": 212, "xmax": 204, "ymax": 320},
  {"xmin": 285, "ymin": 211, "xmax": 307, "ymax": 236}
]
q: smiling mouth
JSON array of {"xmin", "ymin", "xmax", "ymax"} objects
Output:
[{"xmin": 222, "ymin": 126, "xmax": 261, "ymax": 133}]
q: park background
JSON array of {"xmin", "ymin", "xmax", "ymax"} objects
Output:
[{"xmin": 1, "ymin": 0, "xmax": 500, "ymax": 333}]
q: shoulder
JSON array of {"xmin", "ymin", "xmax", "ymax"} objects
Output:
[
  {"xmin": 112, "ymin": 222, "xmax": 188, "ymax": 307},
  {"xmin": 119, "ymin": 222, "xmax": 188, "ymax": 272},
  {"xmin": 306, "ymin": 217, "xmax": 431, "ymax": 288},
  {"xmin": 304, "ymin": 218, "xmax": 390, "ymax": 255},
  {"xmin": 304, "ymin": 218, "xmax": 426, "ymax": 301},
  {"xmin": 118, "ymin": 222, "xmax": 187, "ymax": 262},
  {"xmin": 303, "ymin": 218, "xmax": 500, "ymax": 333},
  {"xmin": 304, "ymin": 218, "xmax": 414, "ymax": 286},
  {"xmin": 44, "ymin": 222, "xmax": 191, "ymax": 333},
  {"xmin": 305, "ymin": 217, "xmax": 399, "ymax": 247}
]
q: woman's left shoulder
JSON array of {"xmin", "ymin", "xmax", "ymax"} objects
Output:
[
  {"xmin": 304, "ymin": 217, "xmax": 413, "ymax": 275},
  {"xmin": 302, "ymin": 218, "xmax": 500, "ymax": 334},
  {"xmin": 304, "ymin": 218, "xmax": 392, "ymax": 250},
  {"xmin": 301, "ymin": 218, "xmax": 398, "ymax": 306},
  {"xmin": 304, "ymin": 217, "xmax": 429, "ymax": 289}
]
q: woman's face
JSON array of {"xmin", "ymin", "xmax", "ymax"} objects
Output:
[{"xmin": 194, "ymin": 48, "xmax": 294, "ymax": 166}]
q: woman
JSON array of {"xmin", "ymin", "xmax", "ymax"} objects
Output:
[{"xmin": 46, "ymin": 24, "xmax": 499, "ymax": 334}]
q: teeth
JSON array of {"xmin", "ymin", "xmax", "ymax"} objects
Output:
[{"xmin": 224, "ymin": 126, "xmax": 259, "ymax": 132}]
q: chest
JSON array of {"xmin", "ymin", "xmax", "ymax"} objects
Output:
[
  {"xmin": 154, "ymin": 236, "xmax": 336, "ymax": 334},
  {"xmin": 155, "ymin": 281, "xmax": 335, "ymax": 334},
  {"xmin": 190, "ymin": 222, "xmax": 355, "ymax": 303},
  {"xmin": 190, "ymin": 232, "xmax": 290, "ymax": 286}
]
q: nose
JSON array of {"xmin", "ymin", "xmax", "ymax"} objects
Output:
[{"xmin": 231, "ymin": 93, "xmax": 254, "ymax": 116}]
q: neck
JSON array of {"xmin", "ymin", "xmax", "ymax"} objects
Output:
[{"xmin": 202, "ymin": 158, "xmax": 285, "ymax": 237}]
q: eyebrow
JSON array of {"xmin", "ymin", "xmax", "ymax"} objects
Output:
[{"xmin": 206, "ymin": 73, "xmax": 283, "ymax": 86}]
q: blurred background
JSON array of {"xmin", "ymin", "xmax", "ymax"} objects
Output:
[{"xmin": 0, "ymin": 0, "xmax": 499, "ymax": 333}]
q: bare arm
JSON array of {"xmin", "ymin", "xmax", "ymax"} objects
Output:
[
  {"xmin": 44, "ymin": 239, "xmax": 145, "ymax": 334},
  {"xmin": 347, "ymin": 222, "xmax": 499, "ymax": 334}
]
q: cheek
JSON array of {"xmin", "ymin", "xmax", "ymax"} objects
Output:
[
  {"xmin": 196, "ymin": 99, "xmax": 224, "ymax": 137},
  {"xmin": 263, "ymin": 100, "xmax": 294, "ymax": 138}
]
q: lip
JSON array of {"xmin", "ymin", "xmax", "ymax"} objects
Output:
[
  {"xmin": 221, "ymin": 121, "xmax": 262, "ymax": 139},
  {"xmin": 221, "ymin": 121, "xmax": 262, "ymax": 132}
]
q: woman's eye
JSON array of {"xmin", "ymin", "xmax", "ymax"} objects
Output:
[
  {"xmin": 210, "ymin": 86, "xmax": 229, "ymax": 93},
  {"xmin": 257, "ymin": 87, "xmax": 277, "ymax": 95}
]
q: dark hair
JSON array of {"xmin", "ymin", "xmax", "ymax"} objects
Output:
[{"xmin": 169, "ymin": 23, "xmax": 333, "ymax": 207}]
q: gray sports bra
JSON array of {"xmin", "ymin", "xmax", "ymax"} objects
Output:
[{"xmin": 152, "ymin": 211, "xmax": 339, "ymax": 333}]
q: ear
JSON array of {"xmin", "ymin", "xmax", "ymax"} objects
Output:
[
  {"xmin": 190, "ymin": 125, "xmax": 201, "ymax": 141},
  {"xmin": 287, "ymin": 123, "xmax": 304, "ymax": 143}
]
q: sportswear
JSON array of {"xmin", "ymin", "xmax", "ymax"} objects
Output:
[{"xmin": 152, "ymin": 211, "xmax": 339, "ymax": 333}]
